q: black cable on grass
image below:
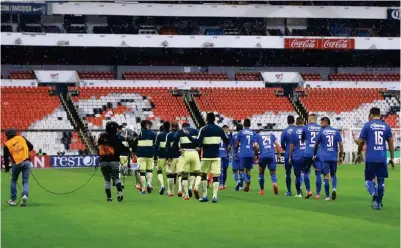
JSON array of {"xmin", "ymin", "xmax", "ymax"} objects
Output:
[
  {"xmin": 1, "ymin": 172, "xmax": 22, "ymax": 211},
  {"xmin": 30, "ymin": 166, "xmax": 99, "ymax": 195}
]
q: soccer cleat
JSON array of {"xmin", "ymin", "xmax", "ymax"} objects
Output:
[
  {"xmin": 273, "ymin": 183, "xmax": 278, "ymax": 195},
  {"xmin": 184, "ymin": 195, "xmax": 190, "ymax": 200},
  {"xmin": 235, "ymin": 181, "xmax": 241, "ymax": 191},
  {"xmin": 371, "ymin": 195, "xmax": 378, "ymax": 209},
  {"xmin": 140, "ymin": 190, "xmax": 146, "ymax": 195},
  {"xmin": 223, "ymin": 185, "xmax": 227, "ymax": 190},
  {"xmin": 244, "ymin": 182, "xmax": 251, "ymax": 192},
  {"xmin": 331, "ymin": 190, "xmax": 337, "ymax": 200},
  {"xmin": 117, "ymin": 191, "xmax": 124, "ymax": 202},
  {"xmin": 285, "ymin": 192, "xmax": 292, "ymax": 196},
  {"xmin": 147, "ymin": 185, "xmax": 153, "ymax": 194},
  {"xmin": 315, "ymin": 195, "xmax": 321, "ymax": 200},
  {"xmin": 159, "ymin": 186, "xmax": 166, "ymax": 195},
  {"xmin": 324, "ymin": 197, "xmax": 331, "ymax": 201},
  {"xmin": 375, "ymin": 203, "xmax": 383, "ymax": 210},
  {"xmin": 219, "ymin": 185, "xmax": 224, "ymax": 190},
  {"xmin": 199, "ymin": 197, "xmax": 209, "ymax": 202},
  {"xmin": 20, "ymin": 195, "xmax": 28, "ymax": 207},
  {"xmin": 212, "ymin": 197, "xmax": 217, "ymax": 203},
  {"xmin": 258, "ymin": 190, "xmax": 265, "ymax": 195},
  {"xmin": 177, "ymin": 191, "xmax": 183, "ymax": 197},
  {"xmin": 193, "ymin": 188, "xmax": 200, "ymax": 200},
  {"xmin": 188, "ymin": 189, "xmax": 193, "ymax": 198},
  {"xmin": 295, "ymin": 194, "xmax": 303, "ymax": 198},
  {"xmin": 106, "ymin": 198, "xmax": 113, "ymax": 202},
  {"xmin": 168, "ymin": 193, "xmax": 174, "ymax": 197},
  {"xmin": 136, "ymin": 184, "xmax": 142, "ymax": 192},
  {"xmin": 8, "ymin": 199, "xmax": 16, "ymax": 206},
  {"xmin": 305, "ymin": 191, "xmax": 313, "ymax": 199},
  {"xmin": 122, "ymin": 185, "xmax": 125, "ymax": 189}
]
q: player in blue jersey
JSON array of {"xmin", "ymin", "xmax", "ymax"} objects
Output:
[
  {"xmin": 255, "ymin": 131, "xmax": 282, "ymax": 195},
  {"xmin": 280, "ymin": 115, "xmax": 296, "ymax": 196},
  {"xmin": 231, "ymin": 124, "xmax": 243, "ymax": 191},
  {"xmin": 289, "ymin": 117, "xmax": 306, "ymax": 198},
  {"xmin": 356, "ymin": 107, "xmax": 395, "ymax": 210},
  {"xmin": 301, "ymin": 114, "xmax": 323, "ymax": 199},
  {"xmin": 235, "ymin": 119, "xmax": 258, "ymax": 192},
  {"xmin": 313, "ymin": 117, "xmax": 344, "ymax": 201},
  {"xmin": 219, "ymin": 125, "xmax": 230, "ymax": 190}
]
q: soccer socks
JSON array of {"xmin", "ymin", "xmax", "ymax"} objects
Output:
[
  {"xmin": 295, "ymin": 176, "xmax": 301, "ymax": 195},
  {"xmin": 233, "ymin": 172, "xmax": 239, "ymax": 183},
  {"xmin": 270, "ymin": 173, "xmax": 277, "ymax": 184},
  {"xmin": 332, "ymin": 175, "xmax": 337, "ymax": 190},
  {"xmin": 182, "ymin": 177, "xmax": 189, "ymax": 196},
  {"xmin": 157, "ymin": 170, "xmax": 164, "ymax": 187},
  {"xmin": 377, "ymin": 179, "xmax": 385, "ymax": 203},
  {"xmin": 365, "ymin": 180, "xmax": 376, "ymax": 196},
  {"xmin": 146, "ymin": 170, "xmax": 153, "ymax": 187},
  {"xmin": 285, "ymin": 171, "xmax": 291, "ymax": 193},
  {"xmin": 315, "ymin": 171, "xmax": 322, "ymax": 196},
  {"xmin": 201, "ymin": 180, "xmax": 208, "ymax": 198},
  {"xmin": 104, "ymin": 181, "xmax": 111, "ymax": 198},
  {"xmin": 178, "ymin": 175, "xmax": 182, "ymax": 192},
  {"xmin": 258, "ymin": 174, "xmax": 265, "ymax": 190},
  {"xmin": 240, "ymin": 171, "xmax": 248, "ymax": 183},
  {"xmin": 212, "ymin": 177, "xmax": 219, "ymax": 198},
  {"xmin": 303, "ymin": 173, "xmax": 311, "ymax": 192},
  {"xmin": 167, "ymin": 174, "xmax": 174, "ymax": 194},
  {"xmin": 223, "ymin": 168, "xmax": 228, "ymax": 185},
  {"xmin": 140, "ymin": 172, "xmax": 147, "ymax": 191},
  {"xmin": 189, "ymin": 174, "xmax": 196, "ymax": 190},
  {"xmin": 194, "ymin": 175, "xmax": 201, "ymax": 190},
  {"xmin": 324, "ymin": 178, "xmax": 330, "ymax": 198}
]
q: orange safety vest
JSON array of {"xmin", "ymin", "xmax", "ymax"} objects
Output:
[{"xmin": 5, "ymin": 136, "xmax": 29, "ymax": 165}]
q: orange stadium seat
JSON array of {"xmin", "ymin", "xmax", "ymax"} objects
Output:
[
  {"xmin": 122, "ymin": 72, "xmax": 229, "ymax": 81},
  {"xmin": 329, "ymin": 73, "xmax": 400, "ymax": 82}
]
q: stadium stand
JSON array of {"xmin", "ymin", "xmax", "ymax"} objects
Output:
[
  {"xmin": 78, "ymin": 72, "xmax": 115, "ymax": 80},
  {"xmin": 235, "ymin": 72, "xmax": 262, "ymax": 81},
  {"xmin": 8, "ymin": 71, "xmax": 36, "ymax": 80},
  {"xmin": 301, "ymin": 73, "xmax": 323, "ymax": 81},
  {"xmin": 122, "ymin": 72, "xmax": 229, "ymax": 81},
  {"xmin": 329, "ymin": 73, "xmax": 400, "ymax": 81}
]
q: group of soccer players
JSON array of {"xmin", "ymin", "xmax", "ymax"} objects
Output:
[{"xmin": 99, "ymin": 107, "xmax": 394, "ymax": 209}]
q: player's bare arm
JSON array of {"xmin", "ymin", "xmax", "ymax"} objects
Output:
[
  {"xmin": 355, "ymin": 138, "xmax": 365, "ymax": 164},
  {"xmin": 338, "ymin": 141, "xmax": 344, "ymax": 164},
  {"xmin": 387, "ymin": 137, "xmax": 395, "ymax": 169}
]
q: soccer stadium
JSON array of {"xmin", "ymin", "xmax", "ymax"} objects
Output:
[{"xmin": 1, "ymin": 1, "xmax": 400, "ymax": 247}]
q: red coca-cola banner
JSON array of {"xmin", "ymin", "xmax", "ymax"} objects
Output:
[{"xmin": 284, "ymin": 38, "xmax": 355, "ymax": 50}]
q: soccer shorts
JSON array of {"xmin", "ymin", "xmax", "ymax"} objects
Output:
[
  {"xmin": 138, "ymin": 157, "xmax": 154, "ymax": 171},
  {"xmin": 365, "ymin": 162, "xmax": 388, "ymax": 180},
  {"xmin": 201, "ymin": 158, "xmax": 221, "ymax": 175},
  {"xmin": 232, "ymin": 159, "xmax": 242, "ymax": 171},
  {"xmin": 240, "ymin": 157, "xmax": 254, "ymax": 170},
  {"xmin": 292, "ymin": 159, "xmax": 303, "ymax": 176},
  {"xmin": 157, "ymin": 158, "xmax": 166, "ymax": 171},
  {"xmin": 166, "ymin": 158, "xmax": 180, "ymax": 174},
  {"xmin": 259, "ymin": 156, "xmax": 277, "ymax": 171},
  {"xmin": 119, "ymin": 156, "xmax": 129, "ymax": 174},
  {"xmin": 220, "ymin": 157, "xmax": 229, "ymax": 170},
  {"xmin": 302, "ymin": 157, "xmax": 322, "ymax": 174},
  {"xmin": 322, "ymin": 161, "xmax": 337, "ymax": 176},
  {"xmin": 182, "ymin": 150, "xmax": 201, "ymax": 172},
  {"xmin": 175, "ymin": 156, "xmax": 184, "ymax": 173}
]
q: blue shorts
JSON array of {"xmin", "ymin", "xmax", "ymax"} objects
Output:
[
  {"xmin": 220, "ymin": 157, "xmax": 229, "ymax": 170},
  {"xmin": 232, "ymin": 159, "xmax": 241, "ymax": 171},
  {"xmin": 240, "ymin": 157, "xmax": 254, "ymax": 170},
  {"xmin": 259, "ymin": 156, "xmax": 277, "ymax": 171},
  {"xmin": 365, "ymin": 162, "xmax": 388, "ymax": 180},
  {"xmin": 302, "ymin": 157, "xmax": 322, "ymax": 173},
  {"xmin": 322, "ymin": 161, "xmax": 337, "ymax": 175},
  {"xmin": 292, "ymin": 159, "xmax": 302, "ymax": 176}
]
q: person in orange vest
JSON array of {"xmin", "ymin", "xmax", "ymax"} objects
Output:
[{"xmin": 3, "ymin": 128, "xmax": 34, "ymax": 207}]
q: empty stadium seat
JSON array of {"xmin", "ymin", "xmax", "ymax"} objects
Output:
[
  {"xmin": 301, "ymin": 73, "xmax": 323, "ymax": 81},
  {"xmin": 235, "ymin": 72, "xmax": 262, "ymax": 81},
  {"xmin": 329, "ymin": 73, "xmax": 400, "ymax": 82},
  {"xmin": 8, "ymin": 71, "xmax": 36, "ymax": 79},
  {"xmin": 122, "ymin": 72, "xmax": 229, "ymax": 81},
  {"xmin": 78, "ymin": 72, "xmax": 115, "ymax": 80}
]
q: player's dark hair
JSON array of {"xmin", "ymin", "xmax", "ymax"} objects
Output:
[
  {"xmin": 370, "ymin": 107, "xmax": 381, "ymax": 117},
  {"xmin": 106, "ymin": 121, "xmax": 119, "ymax": 134},
  {"xmin": 244, "ymin": 119, "xmax": 251, "ymax": 127},
  {"xmin": 236, "ymin": 124, "xmax": 243, "ymax": 132},
  {"xmin": 321, "ymin": 117, "xmax": 331, "ymax": 125},
  {"xmin": 296, "ymin": 117, "xmax": 304, "ymax": 125},
  {"xmin": 182, "ymin": 123, "xmax": 190, "ymax": 128},
  {"xmin": 222, "ymin": 125, "xmax": 229, "ymax": 128},
  {"xmin": 163, "ymin": 121, "xmax": 171, "ymax": 132},
  {"xmin": 287, "ymin": 115, "xmax": 295, "ymax": 125},
  {"xmin": 171, "ymin": 122, "xmax": 179, "ymax": 131},
  {"xmin": 206, "ymin": 112, "xmax": 215, "ymax": 124},
  {"xmin": 140, "ymin": 120, "xmax": 149, "ymax": 129}
]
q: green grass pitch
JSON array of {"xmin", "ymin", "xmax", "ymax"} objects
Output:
[{"xmin": 2, "ymin": 164, "xmax": 400, "ymax": 248}]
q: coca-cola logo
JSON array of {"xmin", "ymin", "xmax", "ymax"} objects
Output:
[
  {"xmin": 323, "ymin": 39, "xmax": 350, "ymax": 49},
  {"xmin": 289, "ymin": 39, "xmax": 317, "ymax": 49}
]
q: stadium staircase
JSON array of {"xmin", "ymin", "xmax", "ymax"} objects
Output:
[
  {"xmin": 60, "ymin": 93, "xmax": 97, "ymax": 154},
  {"xmin": 291, "ymin": 96, "xmax": 309, "ymax": 121},
  {"xmin": 183, "ymin": 92, "xmax": 205, "ymax": 129}
]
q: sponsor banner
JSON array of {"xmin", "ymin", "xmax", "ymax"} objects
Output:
[
  {"xmin": 1, "ymin": 2, "xmax": 47, "ymax": 15},
  {"xmin": 261, "ymin": 72, "xmax": 303, "ymax": 83},
  {"xmin": 1, "ymin": 156, "xmax": 50, "ymax": 169},
  {"xmin": 284, "ymin": 38, "xmax": 355, "ymax": 50},
  {"xmin": 50, "ymin": 155, "xmax": 99, "ymax": 168},
  {"xmin": 387, "ymin": 8, "xmax": 400, "ymax": 20}
]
